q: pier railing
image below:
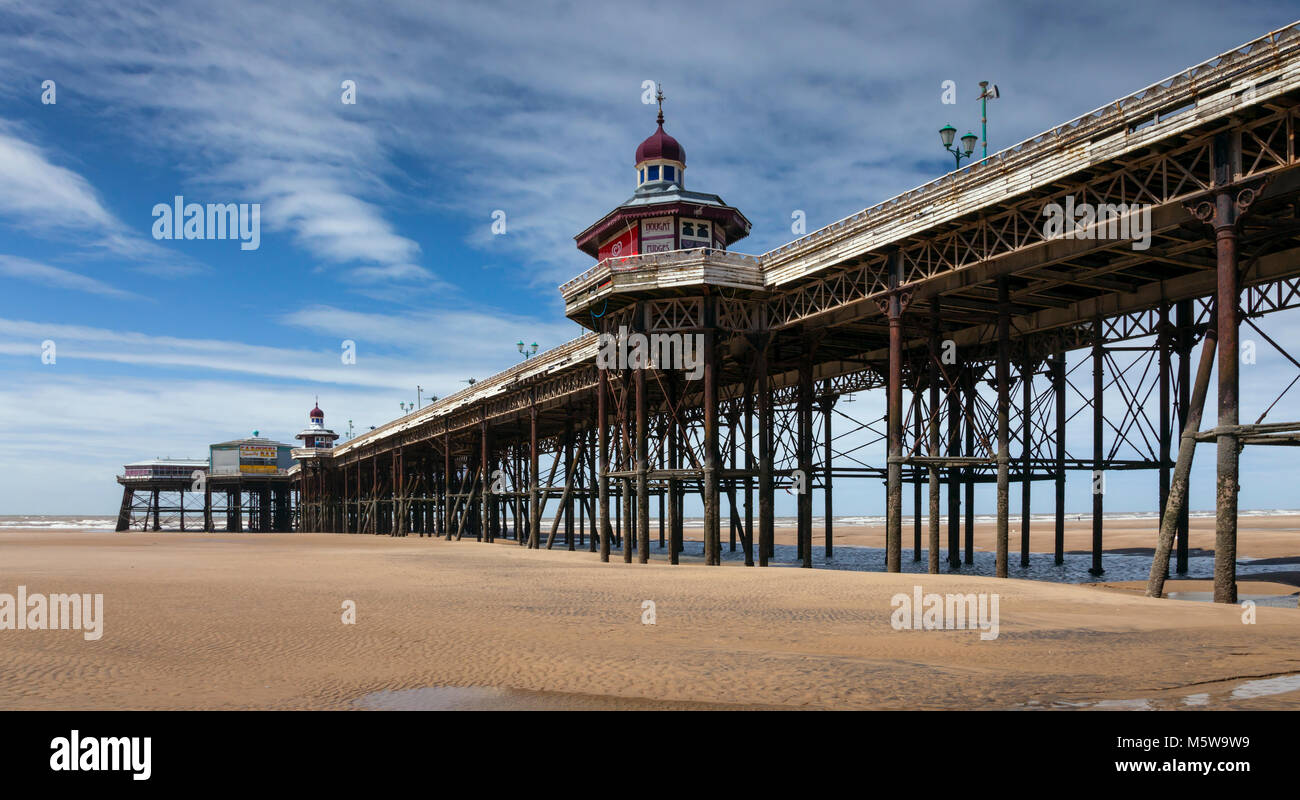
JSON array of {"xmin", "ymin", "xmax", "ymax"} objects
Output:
[{"xmin": 559, "ymin": 247, "xmax": 763, "ymax": 302}]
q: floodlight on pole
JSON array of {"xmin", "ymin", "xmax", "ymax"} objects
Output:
[{"xmin": 978, "ymin": 81, "xmax": 999, "ymax": 159}]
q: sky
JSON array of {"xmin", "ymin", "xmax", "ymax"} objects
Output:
[{"xmin": 0, "ymin": 0, "xmax": 1298, "ymax": 515}]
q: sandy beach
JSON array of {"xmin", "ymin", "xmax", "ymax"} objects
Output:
[{"xmin": 2, "ymin": 521, "xmax": 1299, "ymax": 710}]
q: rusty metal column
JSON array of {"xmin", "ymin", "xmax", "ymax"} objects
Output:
[
  {"xmin": 995, "ymin": 276, "xmax": 1010, "ymax": 579},
  {"xmin": 512, "ymin": 440, "xmax": 521, "ymax": 541},
  {"xmin": 964, "ymin": 366, "xmax": 975, "ymax": 565},
  {"xmin": 565, "ymin": 417, "xmax": 576, "ymax": 552},
  {"xmin": 820, "ymin": 389, "xmax": 834, "ymax": 559},
  {"xmin": 1147, "ymin": 324, "xmax": 1218, "ymax": 597},
  {"xmin": 658, "ymin": 420, "xmax": 666, "ymax": 550},
  {"xmin": 886, "ymin": 253, "xmax": 904, "ymax": 573},
  {"xmin": 400, "ymin": 448, "xmax": 408, "ymax": 538},
  {"xmin": 529, "ymin": 399, "xmax": 540, "ymax": 549},
  {"xmin": 666, "ymin": 373, "xmax": 680, "ymax": 564},
  {"xmin": 913, "ymin": 407, "xmax": 922, "ymax": 561},
  {"xmin": 635, "ymin": 321, "xmax": 650, "ymax": 565},
  {"xmin": 480, "ymin": 424, "xmax": 490, "ymax": 542},
  {"xmin": 1158, "ymin": 302, "xmax": 1172, "ymax": 565},
  {"xmin": 757, "ymin": 337, "xmax": 773, "ymax": 567},
  {"xmin": 1052, "ymin": 352, "xmax": 1066, "ymax": 565},
  {"xmin": 703, "ymin": 298, "xmax": 721, "ymax": 566},
  {"xmin": 621, "ymin": 369, "xmax": 633, "ymax": 564},
  {"xmin": 443, "ymin": 432, "xmax": 452, "ymax": 539},
  {"xmin": 597, "ymin": 368, "xmax": 611, "ymax": 562},
  {"xmin": 466, "ymin": 445, "xmax": 479, "ymax": 540},
  {"xmin": 797, "ymin": 343, "xmax": 813, "ymax": 568},
  {"xmin": 728, "ymin": 410, "xmax": 738, "ymax": 553},
  {"xmin": 204, "ymin": 477, "xmax": 213, "ymax": 532},
  {"xmin": 1021, "ymin": 355, "xmax": 1033, "ymax": 568},
  {"xmin": 927, "ymin": 297, "xmax": 941, "ymax": 574},
  {"xmin": 1175, "ymin": 299, "xmax": 1192, "ymax": 572},
  {"xmin": 1090, "ymin": 319, "xmax": 1105, "ymax": 576},
  {"xmin": 947, "ymin": 363, "xmax": 961, "ymax": 569},
  {"xmin": 1213, "ymin": 182, "xmax": 1241, "ymax": 605},
  {"xmin": 745, "ymin": 372, "xmax": 756, "ymax": 567},
  {"xmin": 588, "ymin": 428, "xmax": 598, "ymax": 552}
]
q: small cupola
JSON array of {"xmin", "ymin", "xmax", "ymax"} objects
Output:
[{"xmin": 635, "ymin": 85, "xmax": 685, "ymax": 189}]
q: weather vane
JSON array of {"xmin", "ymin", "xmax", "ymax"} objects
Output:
[{"xmin": 656, "ymin": 83, "xmax": 665, "ymax": 125}]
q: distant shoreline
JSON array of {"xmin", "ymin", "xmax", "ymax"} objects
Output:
[{"xmin": 4, "ymin": 508, "xmax": 1299, "ymax": 531}]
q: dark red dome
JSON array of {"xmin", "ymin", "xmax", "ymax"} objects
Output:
[
  {"xmin": 310, "ymin": 405, "xmax": 324, "ymax": 417},
  {"xmin": 635, "ymin": 124, "xmax": 684, "ymax": 165}
]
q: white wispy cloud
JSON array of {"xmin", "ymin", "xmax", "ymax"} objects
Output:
[
  {"xmin": 0, "ymin": 121, "xmax": 114, "ymax": 227},
  {"xmin": 0, "ymin": 303, "xmax": 587, "ymax": 395},
  {"xmin": 280, "ymin": 304, "xmax": 584, "ymax": 362},
  {"xmin": 2, "ymin": 0, "xmax": 1289, "ymax": 291},
  {"xmin": 0, "ymin": 317, "xmax": 420, "ymax": 390},
  {"xmin": 0, "ymin": 255, "xmax": 139, "ymax": 299},
  {"xmin": 0, "ymin": 374, "xmax": 429, "ymax": 513},
  {"xmin": 0, "ymin": 121, "xmax": 199, "ymax": 276}
]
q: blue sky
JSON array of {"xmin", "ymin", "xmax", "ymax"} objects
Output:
[{"xmin": 1, "ymin": 0, "xmax": 1298, "ymax": 515}]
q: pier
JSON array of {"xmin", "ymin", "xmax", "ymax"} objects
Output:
[
  {"xmin": 285, "ymin": 25, "xmax": 1300, "ymax": 603},
  {"xmin": 116, "ymin": 438, "xmax": 296, "ymax": 533}
]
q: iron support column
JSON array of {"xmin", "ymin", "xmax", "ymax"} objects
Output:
[
  {"xmin": 995, "ymin": 277, "xmax": 1010, "ymax": 578},
  {"xmin": 598, "ymin": 369, "xmax": 611, "ymax": 562},
  {"xmin": 703, "ymin": 299, "xmax": 721, "ymax": 566},
  {"xmin": 885, "ymin": 254, "xmax": 904, "ymax": 573},
  {"xmin": 1091, "ymin": 320, "xmax": 1105, "ymax": 576}
]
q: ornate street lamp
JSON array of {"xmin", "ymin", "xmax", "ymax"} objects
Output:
[
  {"xmin": 517, "ymin": 340, "xmax": 539, "ymax": 360},
  {"xmin": 939, "ymin": 124, "xmax": 978, "ymax": 170}
]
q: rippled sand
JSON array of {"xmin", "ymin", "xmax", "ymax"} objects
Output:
[{"xmin": 1, "ymin": 528, "xmax": 1298, "ymax": 710}]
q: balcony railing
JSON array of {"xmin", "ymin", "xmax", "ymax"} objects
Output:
[{"xmin": 559, "ymin": 247, "xmax": 763, "ymax": 299}]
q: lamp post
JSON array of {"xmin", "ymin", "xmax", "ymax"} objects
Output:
[
  {"xmin": 516, "ymin": 340, "xmax": 539, "ymax": 360},
  {"xmin": 977, "ymin": 80, "xmax": 998, "ymax": 158},
  {"xmin": 417, "ymin": 385, "xmax": 423, "ymax": 409},
  {"xmin": 939, "ymin": 124, "xmax": 978, "ymax": 170},
  {"xmin": 977, "ymin": 81, "xmax": 999, "ymax": 159},
  {"xmin": 400, "ymin": 401, "xmax": 414, "ymax": 414}
]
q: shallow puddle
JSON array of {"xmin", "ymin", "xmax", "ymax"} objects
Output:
[
  {"xmin": 1021, "ymin": 673, "xmax": 1300, "ymax": 710},
  {"xmin": 1228, "ymin": 673, "xmax": 1300, "ymax": 700},
  {"xmin": 354, "ymin": 685, "xmax": 765, "ymax": 711},
  {"xmin": 1166, "ymin": 591, "xmax": 1298, "ymax": 608}
]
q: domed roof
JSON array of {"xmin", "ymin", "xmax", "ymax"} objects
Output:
[
  {"xmin": 310, "ymin": 405, "xmax": 324, "ymax": 418},
  {"xmin": 635, "ymin": 123, "xmax": 684, "ymax": 165}
]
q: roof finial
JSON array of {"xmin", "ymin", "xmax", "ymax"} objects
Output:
[{"xmin": 655, "ymin": 83, "xmax": 665, "ymax": 126}]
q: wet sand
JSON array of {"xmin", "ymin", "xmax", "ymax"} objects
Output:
[{"xmin": 2, "ymin": 527, "xmax": 1299, "ymax": 710}]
